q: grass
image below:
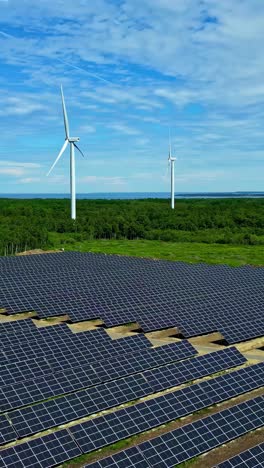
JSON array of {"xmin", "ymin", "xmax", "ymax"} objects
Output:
[{"xmin": 49, "ymin": 234, "xmax": 264, "ymax": 267}]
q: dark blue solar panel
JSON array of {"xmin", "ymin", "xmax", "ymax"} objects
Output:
[
  {"xmin": 0, "ymin": 430, "xmax": 81, "ymax": 468},
  {"xmin": 0, "ymin": 415, "xmax": 17, "ymax": 444},
  {"xmin": 9, "ymin": 374, "xmax": 153, "ymax": 438},
  {"xmin": 217, "ymin": 442, "xmax": 264, "ymax": 467},
  {"xmin": 218, "ymin": 319, "xmax": 264, "ymax": 344},
  {"xmin": 138, "ymin": 396, "xmax": 264, "ymax": 467},
  {"xmin": 144, "ymin": 347, "xmax": 246, "ymax": 392},
  {"xmin": 84, "ymin": 447, "xmax": 150, "ymax": 468},
  {"xmin": 68, "ymin": 362, "xmax": 262, "ymax": 455},
  {"xmin": 0, "ymin": 364, "xmax": 100, "ymax": 412},
  {"xmin": 92, "ymin": 340, "xmax": 197, "ymax": 382},
  {"xmin": 7, "ymin": 361, "xmax": 263, "ymax": 442}
]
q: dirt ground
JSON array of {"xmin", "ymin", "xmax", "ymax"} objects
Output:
[{"xmin": 16, "ymin": 249, "xmax": 61, "ymax": 256}]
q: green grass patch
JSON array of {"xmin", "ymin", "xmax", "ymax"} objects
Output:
[{"xmin": 49, "ymin": 235, "xmax": 264, "ymax": 267}]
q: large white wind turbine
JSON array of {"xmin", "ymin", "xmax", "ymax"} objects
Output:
[
  {"xmin": 168, "ymin": 136, "xmax": 176, "ymax": 209},
  {"xmin": 47, "ymin": 86, "xmax": 85, "ymax": 220}
]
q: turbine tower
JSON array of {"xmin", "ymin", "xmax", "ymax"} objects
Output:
[
  {"xmin": 47, "ymin": 86, "xmax": 85, "ymax": 220},
  {"xmin": 168, "ymin": 136, "xmax": 176, "ymax": 209}
]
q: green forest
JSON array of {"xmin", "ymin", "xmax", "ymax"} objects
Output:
[{"xmin": 0, "ymin": 198, "xmax": 264, "ymax": 256}]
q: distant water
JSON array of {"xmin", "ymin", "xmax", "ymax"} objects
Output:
[{"xmin": 0, "ymin": 192, "xmax": 264, "ymax": 199}]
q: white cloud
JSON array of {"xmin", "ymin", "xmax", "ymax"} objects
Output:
[
  {"xmin": 20, "ymin": 177, "xmax": 41, "ymax": 183},
  {"xmin": 0, "ymin": 161, "xmax": 41, "ymax": 168},
  {"xmin": 0, "ymin": 1, "xmax": 264, "ymax": 191},
  {"xmin": 79, "ymin": 125, "xmax": 96, "ymax": 133},
  {"xmin": 0, "ymin": 160, "xmax": 42, "ymax": 178},
  {"xmin": 108, "ymin": 123, "xmax": 141, "ymax": 135},
  {"xmin": 0, "ymin": 167, "xmax": 25, "ymax": 176},
  {"xmin": 0, "ymin": 96, "xmax": 48, "ymax": 116}
]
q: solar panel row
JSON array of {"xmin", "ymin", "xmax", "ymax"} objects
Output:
[
  {"xmin": 84, "ymin": 396, "xmax": 264, "ymax": 468},
  {"xmin": 144, "ymin": 347, "xmax": 245, "ymax": 392},
  {"xmin": 217, "ymin": 442, "xmax": 264, "ymax": 467},
  {"xmin": 0, "ymin": 347, "xmax": 244, "ymax": 412},
  {"xmin": 0, "ymin": 330, "xmax": 148, "ymax": 368},
  {"xmin": 4, "ymin": 360, "xmax": 263, "ymax": 445},
  {"xmin": 0, "ymin": 333, "xmax": 150, "ymax": 379},
  {"xmin": 8, "ymin": 351, "xmax": 255, "ymax": 446},
  {"xmin": 0, "ymin": 340, "xmax": 196, "ymax": 399},
  {"xmin": 137, "ymin": 396, "xmax": 264, "ymax": 468},
  {"xmin": 8, "ymin": 373, "xmax": 153, "ymax": 438},
  {"xmin": 1, "ymin": 395, "xmax": 262, "ymax": 468},
  {"xmin": 0, "ymin": 430, "xmax": 81, "ymax": 468},
  {"xmin": 0, "ymin": 322, "xmax": 102, "ymax": 348},
  {"xmin": 67, "ymin": 362, "xmax": 264, "ymax": 454}
]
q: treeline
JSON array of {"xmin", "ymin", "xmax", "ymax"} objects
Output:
[{"xmin": 0, "ymin": 198, "xmax": 264, "ymax": 255}]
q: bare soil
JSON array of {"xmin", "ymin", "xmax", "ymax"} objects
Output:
[{"xmin": 16, "ymin": 249, "xmax": 61, "ymax": 256}]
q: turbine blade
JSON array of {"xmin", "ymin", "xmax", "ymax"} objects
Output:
[
  {"xmin": 169, "ymin": 127, "xmax": 172, "ymax": 159},
  {"xmin": 47, "ymin": 140, "xmax": 68, "ymax": 176},
  {"xmin": 73, "ymin": 142, "xmax": 85, "ymax": 158},
  {"xmin": 61, "ymin": 85, "xmax": 70, "ymax": 139}
]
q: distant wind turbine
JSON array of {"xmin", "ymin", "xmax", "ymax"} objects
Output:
[
  {"xmin": 47, "ymin": 86, "xmax": 85, "ymax": 220},
  {"xmin": 168, "ymin": 134, "xmax": 176, "ymax": 210}
]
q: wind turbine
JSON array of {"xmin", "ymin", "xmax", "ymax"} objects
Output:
[
  {"xmin": 47, "ymin": 86, "xmax": 85, "ymax": 220},
  {"xmin": 168, "ymin": 134, "xmax": 176, "ymax": 209}
]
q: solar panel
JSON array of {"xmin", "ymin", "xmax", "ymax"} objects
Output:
[
  {"xmin": 0, "ymin": 333, "xmax": 150, "ymax": 372},
  {"xmin": 144, "ymin": 347, "xmax": 246, "ymax": 392},
  {"xmin": 68, "ymin": 362, "xmax": 263, "ymax": 455},
  {"xmin": 199, "ymin": 361, "xmax": 264, "ymax": 403},
  {"xmin": 7, "ymin": 360, "xmax": 263, "ymax": 443},
  {"xmin": 0, "ymin": 430, "xmax": 81, "ymax": 468},
  {"xmin": 218, "ymin": 319, "xmax": 264, "ymax": 344},
  {"xmin": 217, "ymin": 442, "xmax": 264, "ymax": 467},
  {"xmin": 0, "ymin": 356, "xmax": 53, "ymax": 386},
  {"xmin": 0, "ymin": 364, "xmax": 100, "ymax": 412},
  {"xmin": 92, "ymin": 340, "xmax": 197, "ymax": 382},
  {"xmin": 0, "ymin": 319, "xmax": 35, "ymax": 335},
  {"xmin": 137, "ymin": 396, "xmax": 264, "ymax": 467},
  {"xmin": 0, "ymin": 322, "xmax": 84, "ymax": 347},
  {"xmin": 0, "ymin": 328, "xmax": 113, "ymax": 365},
  {"xmin": 9, "ymin": 373, "xmax": 153, "ymax": 438},
  {"xmin": 0, "ymin": 415, "xmax": 17, "ymax": 444},
  {"xmin": 1, "ymin": 339, "xmax": 186, "ymax": 390},
  {"xmin": 84, "ymin": 447, "xmax": 150, "ymax": 468}
]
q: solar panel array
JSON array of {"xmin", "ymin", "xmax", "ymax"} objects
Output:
[
  {"xmin": 0, "ymin": 340, "xmax": 197, "ymax": 411},
  {"xmin": 0, "ymin": 251, "xmax": 263, "ymax": 342},
  {"xmin": 1, "ymin": 395, "xmax": 263, "ymax": 468},
  {"xmin": 138, "ymin": 396, "xmax": 264, "ymax": 467},
  {"xmin": 1, "ymin": 353, "xmax": 259, "ymax": 444},
  {"xmin": 83, "ymin": 396, "xmax": 264, "ymax": 468},
  {"xmin": 67, "ymin": 362, "xmax": 263, "ymax": 454},
  {"xmin": 0, "ymin": 252, "xmax": 263, "ymax": 467},
  {"xmin": 217, "ymin": 442, "xmax": 264, "ymax": 467}
]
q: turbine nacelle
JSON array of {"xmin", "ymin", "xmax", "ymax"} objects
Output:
[{"xmin": 68, "ymin": 137, "xmax": 80, "ymax": 143}]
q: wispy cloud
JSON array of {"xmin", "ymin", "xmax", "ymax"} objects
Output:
[
  {"xmin": 108, "ymin": 123, "xmax": 141, "ymax": 135},
  {"xmin": 0, "ymin": 1, "xmax": 264, "ymax": 192},
  {"xmin": 79, "ymin": 125, "xmax": 96, "ymax": 134}
]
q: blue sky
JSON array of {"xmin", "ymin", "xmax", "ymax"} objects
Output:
[{"xmin": 0, "ymin": 0, "xmax": 263, "ymax": 193}]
